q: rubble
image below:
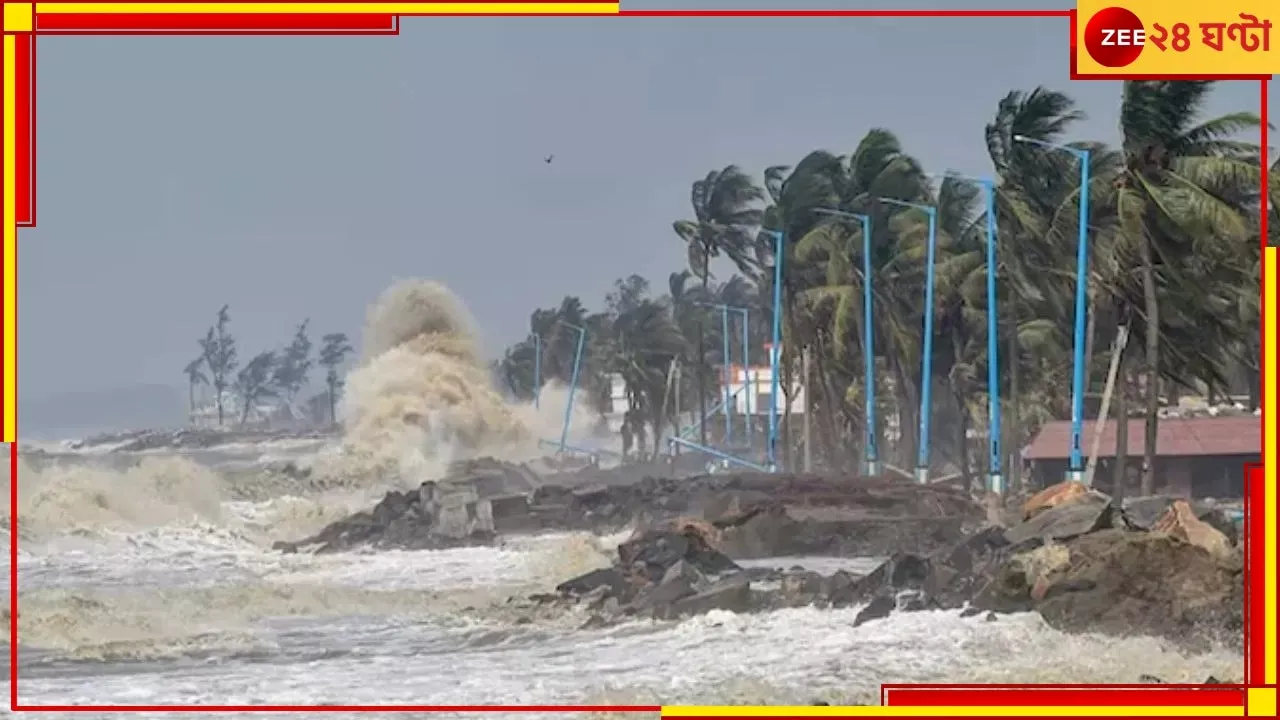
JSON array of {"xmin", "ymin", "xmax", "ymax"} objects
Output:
[
  {"xmin": 274, "ymin": 463, "xmax": 986, "ymax": 557},
  {"xmin": 543, "ymin": 478, "xmax": 1244, "ymax": 655}
]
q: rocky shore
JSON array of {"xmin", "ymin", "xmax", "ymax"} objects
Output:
[
  {"xmin": 272, "ymin": 460, "xmax": 1244, "ymax": 657},
  {"xmin": 535, "ymin": 481, "xmax": 1243, "ymax": 655},
  {"xmin": 272, "ymin": 460, "xmax": 984, "ymax": 557}
]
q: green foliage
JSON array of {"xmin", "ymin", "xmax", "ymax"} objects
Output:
[
  {"xmin": 272, "ymin": 319, "xmax": 314, "ymax": 404},
  {"xmin": 501, "ymin": 81, "xmax": 1262, "ymax": 475},
  {"xmin": 198, "ymin": 304, "xmax": 238, "ymax": 426}
]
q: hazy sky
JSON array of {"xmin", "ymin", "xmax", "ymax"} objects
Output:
[{"xmin": 18, "ymin": 0, "xmax": 1275, "ymax": 408}]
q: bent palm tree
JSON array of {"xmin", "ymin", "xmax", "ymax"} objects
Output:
[{"xmin": 674, "ymin": 165, "xmax": 765, "ymax": 446}]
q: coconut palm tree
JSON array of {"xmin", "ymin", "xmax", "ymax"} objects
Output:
[
  {"xmin": 674, "ymin": 166, "xmax": 766, "ymax": 446},
  {"xmin": 1109, "ymin": 80, "xmax": 1261, "ymax": 493},
  {"xmin": 182, "ymin": 357, "xmax": 208, "ymax": 424}
]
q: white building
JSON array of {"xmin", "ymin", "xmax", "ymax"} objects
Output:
[{"xmin": 717, "ymin": 362, "xmax": 806, "ymax": 417}]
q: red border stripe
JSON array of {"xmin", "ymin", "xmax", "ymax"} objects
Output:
[
  {"xmin": 13, "ymin": 33, "xmax": 32, "ymax": 227},
  {"xmin": 886, "ymin": 689, "xmax": 1246, "ymax": 707},
  {"xmin": 35, "ymin": 13, "xmax": 399, "ymax": 33},
  {"xmin": 1247, "ymin": 462, "xmax": 1265, "ymax": 684}
]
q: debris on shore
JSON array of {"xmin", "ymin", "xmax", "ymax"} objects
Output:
[
  {"xmin": 272, "ymin": 460, "xmax": 985, "ymax": 556},
  {"xmin": 541, "ymin": 480, "xmax": 1242, "ymax": 654}
]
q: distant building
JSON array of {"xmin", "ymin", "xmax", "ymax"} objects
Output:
[
  {"xmin": 1023, "ymin": 415, "xmax": 1259, "ymax": 498},
  {"xmin": 717, "ymin": 363, "xmax": 806, "ymax": 417}
]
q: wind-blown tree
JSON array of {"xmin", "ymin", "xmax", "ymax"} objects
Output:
[
  {"xmin": 1108, "ymin": 80, "xmax": 1261, "ymax": 494},
  {"xmin": 182, "ymin": 357, "xmax": 208, "ymax": 423},
  {"xmin": 234, "ymin": 351, "xmax": 278, "ymax": 426},
  {"xmin": 674, "ymin": 165, "xmax": 765, "ymax": 446},
  {"xmin": 496, "ymin": 80, "xmax": 1262, "ymax": 482},
  {"xmin": 272, "ymin": 319, "xmax": 314, "ymax": 413},
  {"xmin": 198, "ymin": 304, "xmax": 238, "ymax": 426},
  {"xmin": 318, "ymin": 332, "xmax": 354, "ymax": 425},
  {"xmin": 609, "ymin": 296, "xmax": 686, "ymax": 457}
]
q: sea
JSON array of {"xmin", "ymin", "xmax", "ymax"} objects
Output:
[{"xmin": 3, "ymin": 436, "xmax": 1244, "ymax": 719}]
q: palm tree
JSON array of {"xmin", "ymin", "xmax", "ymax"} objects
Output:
[
  {"xmin": 674, "ymin": 165, "xmax": 765, "ymax": 446},
  {"xmin": 1110, "ymin": 80, "xmax": 1261, "ymax": 493},
  {"xmin": 182, "ymin": 357, "xmax": 208, "ymax": 424},
  {"xmin": 610, "ymin": 298, "xmax": 686, "ymax": 457}
]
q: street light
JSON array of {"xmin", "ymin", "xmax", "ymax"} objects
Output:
[
  {"xmin": 554, "ymin": 319, "xmax": 587, "ymax": 454},
  {"xmin": 763, "ymin": 228, "xmax": 785, "ymax": 471},
  {"xmin": 929, "ymin": 172, "xmax": 1003, "ymax": 495},
  {"xmin": 812, "ymin": 207, "xmax": 880, "ymax": 477},
  {"xmin": 879, "ymin": 197, "xmax": 938, "ymax": 485},
  {"xmin": 1013, "ymin": 134, "xmax": 1091, "ymax": 483},
  {"xmin": 697, "ymin": 301, "xmax": 736, "ymax": 447},
  {"xmin": 698, "ymin": 302, "xmax": 754, "ymax": 444}
]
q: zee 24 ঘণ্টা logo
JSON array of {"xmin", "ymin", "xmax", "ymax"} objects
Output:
[{"xmin": 1083, "ymin": 6, "xmax": 1272, "ymax": 67}]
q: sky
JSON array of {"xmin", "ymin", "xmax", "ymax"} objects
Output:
[{"xmin": 16, "ymin": 0, "xmax": 1276, "ymax": 435}]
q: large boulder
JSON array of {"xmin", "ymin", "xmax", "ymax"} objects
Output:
[
  {"xmin": 1125, "ymin": 495, "xmax": 1240, "ymax": 547},
  {"xmin": 1150, "ymin": 500, "xmax": 1233, "ymax": 559},
  {"xmin": 1022, "ymin": 481, "xmax": 1091, "ymax": 520},
  {"xmin": 1004, "ymin": 491, "xmax": 1124, "ymax": 546},
  {"xmin": 1031, "ymin": 529, "xmax": 1243, "ymax": 650}
]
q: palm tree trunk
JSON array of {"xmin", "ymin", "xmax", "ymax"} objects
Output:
[
  {"xmin": 1006, "ymin": 307, "xmax": 1022, "ymax": 493},
  {"xmin": 1111, "ymin": 358, "xmax": 1130, "ymax": 504},
  {"xmin": 813, "ymin": 342, "xmax": 842, "ymax": 468},
  {"xmin": 1138, "ymin": 240, "xmax": 1160, "ymax": 496},
  {"xmin": 188, "ymin": 380, "xmax": 196, "ymax": 425}
]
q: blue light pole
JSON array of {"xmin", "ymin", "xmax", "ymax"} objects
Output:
[
  {"xmin": 720, "ymin": 305, "xmax": 732, "ymax": 446},
  {"xmin": 1014, "ymin": 134, "xmax": 1091, "ymax": 482},
  {"xmin": 880, "ymin": 197, "xmax": 938, "ymax": 485},
  {"xmin": 555, "ymin": 320, "xmax": 587, "ymax": 454},
  {"xmin": 699, "ymin": 302, "xmax": 754, "ymax": 447},
  {"xmin": 932, "ymin": 172, "xmax": 1003, "ymax": 495},
  {"xmin": 813, "ymin": 207, "xmax": 879, "ymax": 476},
  {"xmin": 765, "ymin": 229, "xmax": 785, "ymax": 472}
]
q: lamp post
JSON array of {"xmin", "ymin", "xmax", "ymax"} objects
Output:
[
  {"xmin": 735, "ymin": 305, "xmax": 752, "ymax": 442},
  {"xmin": 764, "ymin": 229, "xmax": 785, "ymax": 471},
  {"xmin": 879, "ymin": 197, "xmax": 938, "ymax": 484},
  {"xmin": 555, "ymin": 319, "xmax": 587, "ymax": 454},
  {"xmin": 812, "ymin": 207, "xmax": 879, "ymax": 477},
  {"xmin": 1013, "ymin": 134, "xmax": 1091, "ymax": 483},
  {"xmin": 699, "ymin": 302, "xmax": 754, "ymax": 446},
  {"xmin": 930, "ymin": 172, "xmax": 1003, "ymax": 495}
]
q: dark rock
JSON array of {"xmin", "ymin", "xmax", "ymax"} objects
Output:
[
  {"xmin": 1139, "ymin": 675, "xmax": 1166, "ymax": 683},
  {"xmin": 853, "ymin": 594, "xmax": 895, "ymax": 627},
  {"xmin": 984, "ymin": 611, "xmax": 997, "ymax": 622},
  {"xmin": 824, "ymin": 570, "xmax": 858, "ymax": 607},
  {"xmin": 959, "ymin": 606, "xmax": 983, "ymax": 618},
  {"xmin": 662, "ymin": 572, "xmax": 752, "ymax": 618},
  {"xmin": 556, "ymin": 567, "xmax": 628, "ymax": 598},
  {"xmin": 1003, "ymin": 492, "xmax": 1119, "ymax": 546},
  {"xmin": 627, "ymin": 571, "xmax": 699, "ymax": 616},
  {"xmin": 1030, "ymin": 530, "xmax": 1244, "ymax": 652},
  {"xmin": 1125, "ymin": 496, "xmax": 1240, "ymax": 547}
]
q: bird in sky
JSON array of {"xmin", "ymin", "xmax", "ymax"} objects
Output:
[{"xmin": 544, "ymin": 155, "xmax": 554, "ymax": 164}]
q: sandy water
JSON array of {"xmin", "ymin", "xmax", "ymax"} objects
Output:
[{"xmin": 3, "ymin": 446, "xmax": 1245, "ymax": 719}]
